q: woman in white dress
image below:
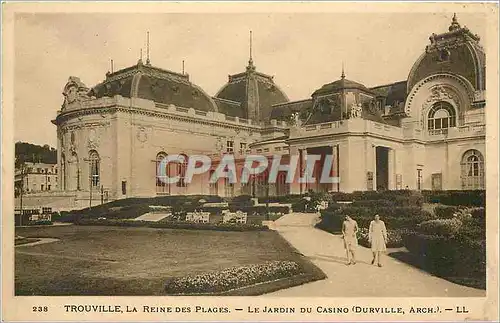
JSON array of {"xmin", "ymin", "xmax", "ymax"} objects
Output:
[{"xmin": 368, "ymin": 214, "xmax": 388, "ymax": 267}]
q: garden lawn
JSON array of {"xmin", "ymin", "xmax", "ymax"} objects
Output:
[{"xmin": 15, "ymin": 225, "xmax": 311, "ymax": 296}]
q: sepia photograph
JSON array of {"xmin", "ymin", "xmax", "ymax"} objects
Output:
[{"xmin": 2, "ymin": 2, "xmax": 498, "ymax": 322}]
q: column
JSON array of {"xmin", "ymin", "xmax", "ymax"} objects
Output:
[
  {"xmin": 388, "ymin": 148, "xmax": 395, "ymax": 190},
  {"xmin": 373, "ymin": 145, "xmax": 377, "ymax": 191},
  {"xmin": 289, "ymin": 146, "xmax": 301, "ymax": 194}
]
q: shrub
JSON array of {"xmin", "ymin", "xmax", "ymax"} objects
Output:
[
  {"xmin": 422, "ymin": 190, "xmax": 485, "ymax": 207},
  {"xmin": 417, "ymin": 218, "xmax": 462, "ymax": 237},
  {"xmin": 357, "ymin": 228, "xmax": 410, "ymax": 248},
  {"xmin": 434, "ymin": 205, "xmax": 460, "ymax": 219},
  {"xmin": 402, "ymin": 232, "xmax": 485, "ymax": 278},
  {"xmin": 317, "ymin": 206, "xmax": 434, "ymax": 232},
  {"xmin": 164, "ymin": 261, "xmax": 302, "ymax": 295}
]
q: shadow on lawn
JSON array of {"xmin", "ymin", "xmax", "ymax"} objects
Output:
[{"xmin": 389, "ymin": 250, "xmax": 486, "ymax": 290}]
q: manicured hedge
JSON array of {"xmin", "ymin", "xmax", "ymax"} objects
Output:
[
  {"xmin": 164, "ymin": 261, "xmax": 301, "ymax": 295},
  {"xmin": 422, "ymin": 190, "xmax": 485, "ymax": 207},
  {"xmin": 317, "ymin": 206, "xmax": 434, "ymax": 233},
  {"xmin": 402, "ymin": 232, "xmax": 486, "ymax": 278},
  {"xmin": 76, "ymin": 218, "xmax": 269, "ymax": 232},
  {"xmin": 417, "ymin": 218, "xmax": 462, "ymax": 237}
]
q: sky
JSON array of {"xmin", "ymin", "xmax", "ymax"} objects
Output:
[{"xmin": 13, "ymin": 12, "xmax": 486, "ymax": 148}]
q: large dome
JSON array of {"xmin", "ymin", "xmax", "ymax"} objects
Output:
[
  {"xmin": 214, "ymin": 59, "xmax": 289, "ymax": 122},
  {"xmin": 407, "ymin": 14, "xmax": 485, "ymax": 92},
  {"xmin": 89, "ymin": 60, "xmax": 218, "ymax": 112}
]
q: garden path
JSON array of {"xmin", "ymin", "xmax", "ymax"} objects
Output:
[{"xmin": 266, "ymin": 212, "xmax": 485, "ymax": 297}]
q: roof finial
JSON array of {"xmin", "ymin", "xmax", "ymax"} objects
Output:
[
  {"xmin": 449, "ymin": 13, "xmax": 461, "ymax": 32},
  {"xmin": 341, "ymin": 62, "xmax": 345, "ymax": 79},
  {"xmin": 182, "ymin": 60, "xmax": 185, "ymax": 75},
  {"xmin": 249, "ymin": 30, "xmax": 253, "ymax": 63},
  {"xmin": 247, "ymin": 30, "xmax": 255, "ymax": 71},
  {"xmin": 138, "ymin": 48, "xmax": 143, "ymax": 65},
  {"xmin": 146, "ymin": 31, "xmax": 151, "ymax": 65},
  {"xmin": 110, "ymin": 59, "xmax": 114, "ymax": 73}
]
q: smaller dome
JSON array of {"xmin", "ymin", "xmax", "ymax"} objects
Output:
[
  {"xmin": 214, "ymin": 60, "xmax": 289, "ymax": 122},
  {"xmin": 312, "ymin": 77, "xmax": 373, "ymax": 97}
]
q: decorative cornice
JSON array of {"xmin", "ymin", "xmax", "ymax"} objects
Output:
[
  {"xmin": 405, "ymin": 73, "xmax": 476, "ymax": 117},
  {"xmin": 56, "ymin": 105, "xmax": 263, "ymax": 133}
]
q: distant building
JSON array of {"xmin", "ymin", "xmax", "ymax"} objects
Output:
[
  {"xmin": 15, "ymin": 162, "xmax": 58, "ymax": 194},
  {"xmin": 42, "ymin": 15, "xmax": 484, "ymax": 204}
]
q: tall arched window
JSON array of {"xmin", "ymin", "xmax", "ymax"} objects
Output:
[
  {"xmin": 177, "ymin": 154, "xmax": 188, "ymax": 187},
  {"xmin": 156, "ymin": 152, "xmax": 170, "ymax": 194},
  {"xmin": 461, "ymin": 149, "xmax": 485, "ymax": 189},
  {"xmin": 89, "ymin": 150, "xmax": 100, "ymax": 187},
  {"xmin": 427, "ymin": 101, "xmax": 457, "ymax": 131}
]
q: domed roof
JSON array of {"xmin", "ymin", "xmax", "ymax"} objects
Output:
[
  {"xmin": 214, "ymin": 59, "xmax": 289, "ymax": 122},
  {"xmin": 312, "ymin": 71, "xmax": 374, "ymax": 97},
  {"xmin": 89, "ymin": 60, "xmax": 218, "ymax": 112},
  {"xmin": 407, "ymin": 14, "xmax": 485, "ymax": 91}
]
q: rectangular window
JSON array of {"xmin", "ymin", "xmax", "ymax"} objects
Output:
[
  {"xmin": 48, "ymin": 185, "xmax": 51, "ymax": 191},
  {"xmin": 256, "ymin": 149, "xmax": 262, "ymax": 153},
  {"xmin": 239, "ymin": 143, "xmax": 247, "ymax": 154},
  {"xmin": 48, "ymin": 177, "xmax": 51, "ymax": 183},
  {"xmin": 263, "ymin": 148, "xmax": 269, "ymax": 152},
  {"xmin": 41, "ymin": 184, "xmax": 44, "ymax": 191},
  {"xmin": 122, "ymin": 181, "xmax": 127, "ymax": 195},
  {"xmin": 275, "ymin": 147, "xmax": 281, "ymax": 151},
  {"xmin": 226, "ymin": 141, "xmax": 234, "ymax": 153}
]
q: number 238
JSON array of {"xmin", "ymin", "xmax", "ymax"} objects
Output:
[{"xmin": 33, "ymin": 306, "xmax": 48, "ymax": 312}]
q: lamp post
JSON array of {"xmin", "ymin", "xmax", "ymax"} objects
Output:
[{"xmin": 18, "ymin": 162, "xmax": 26, "ymax": 226}]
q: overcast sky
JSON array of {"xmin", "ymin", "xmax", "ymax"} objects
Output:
[{"xmin": 14, "ymin": 12, "xmax": 485, "ymax": 147}]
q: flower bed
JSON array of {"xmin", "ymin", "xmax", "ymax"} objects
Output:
[{"xmin": 164, "ymin": 261, "xmax": 302, "ymax": 295}]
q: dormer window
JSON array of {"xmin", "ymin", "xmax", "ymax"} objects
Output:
[{"xmin": 438, "ymin": 49, "xmax": 450, "ymax": 62}]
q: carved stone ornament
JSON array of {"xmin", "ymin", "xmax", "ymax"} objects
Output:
[
  {"xmin": 215, "ymin": 137, "xmax": 224, "ymax": 152},
  {"xmin": 88, "ymin": 128, "xmax": 99, "ymax": 148},
  {"xmin": 350, "ymin": 103, "xmax": 363, "ymax": 119},
  {"xmin": 137, "ymin": 127, "xmax": 148, "ymax": 143},
  {"xmin": 424, "ymin": 85, "xmax": 459, "ymax": 109},
  {"xmin": 62, "ymin": 76, "xmax": 90, "ymax": 109}
]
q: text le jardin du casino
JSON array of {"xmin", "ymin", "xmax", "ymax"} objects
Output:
[{"xmin": 60, "ymin": 304, "xmax": 471, "ymax": 316}]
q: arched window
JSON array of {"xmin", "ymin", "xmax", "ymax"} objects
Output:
[
  {"xmin": 427, "ymin": 101, "xmax": 456, "ymax": 131},
  {"xmin": 156, "ymin": 152, "xmax": 169, "ymax": 194},
  {"xmin": 177, "ymin": 154, "xmax": 188, "ymax": 187},
  {"xmin": 89, "ymin": 150, "xmax": 100, "ymax": 187},
  {"xmin": 461, "ymin": 149, "xmax": 485, "ymax": 189}
]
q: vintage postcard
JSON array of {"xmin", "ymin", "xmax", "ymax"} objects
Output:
[{"xmin": 2, "ymin": 1, "xmax": 499, "ymax": 322}]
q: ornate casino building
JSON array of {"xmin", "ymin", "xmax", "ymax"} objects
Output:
[{"xmin": 45, "ymin": 14, "xmax": 485, "ymax": 206}]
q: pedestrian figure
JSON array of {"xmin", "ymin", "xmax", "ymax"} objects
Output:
[
  {"xmin": 342, "ymin": 215, "xmax": 359, "ymax": 265},
  {"xmin": 369, "ymin": 214, "xmax": 388, "ymax": 267}
]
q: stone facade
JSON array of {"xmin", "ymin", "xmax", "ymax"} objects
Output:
[{"xmin": 50, "ymin": 15, "xmax": 485, "ymax": 201}]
